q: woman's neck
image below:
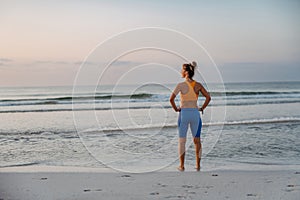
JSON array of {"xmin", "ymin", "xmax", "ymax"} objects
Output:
[{"xmin": 185, "ymin": 77, "xmax": 193, "ymax": 82}]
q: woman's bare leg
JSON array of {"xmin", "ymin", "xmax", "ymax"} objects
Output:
[
  {"xmin": 178, "ymin": 138, "xmax": 186, "ymax": 171},
  {"xmin": 193, "ymin": 137, "xmax": 202, "ymax": 171}
]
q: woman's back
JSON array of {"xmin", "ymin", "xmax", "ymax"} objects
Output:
[{"xmin": 173, "ymin": 80, "xmax": 200, "ymax": 108}]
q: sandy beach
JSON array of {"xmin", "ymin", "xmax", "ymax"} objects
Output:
[
  {"xmin": 1, "ymin": 0, "xmax": 300, "ymax": 199},
  {"xmin": 0, "ymin": 166, "xmax": 299, "ymax": 200}
]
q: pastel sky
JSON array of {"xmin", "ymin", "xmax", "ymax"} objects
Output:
[{"xmin": 0, "ymin": 0, "xmax": 299, "ymax": 86}]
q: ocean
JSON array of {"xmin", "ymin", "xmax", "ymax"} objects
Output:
[{"xmin": 0, "ymin": 81, "xmax": 300, "ymax": 173}]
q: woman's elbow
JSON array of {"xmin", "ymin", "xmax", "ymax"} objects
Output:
[
  {"xmin": 169, "ymin": 94, "xmax": 175, "ymax": 102},
  {"xmin": 207, "ymin": 95, "xmax": 211, "ymax": 102}
]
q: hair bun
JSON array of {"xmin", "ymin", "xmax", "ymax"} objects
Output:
[{"xmin": 191, "ymin": 61, "xmax": 197, "ymax": 67}]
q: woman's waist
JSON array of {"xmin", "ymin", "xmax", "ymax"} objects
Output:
[
  {"xmin": 180, "ymin": 100, "xmax": 198, "ymax": 108},
  {"xmin": 180, "ymin": 108, "xmax": 198, "ymax": 111}
]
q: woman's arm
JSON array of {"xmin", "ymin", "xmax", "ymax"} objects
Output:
[
  {"xmin": 198, "ymin": 84, "xmax": 211, "ymax": 113},
  {"xmin": 169, "ymin": 93, "xmax": 180, "ymax": 112}
]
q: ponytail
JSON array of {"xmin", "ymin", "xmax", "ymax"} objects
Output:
[{"xmin": 183, "ymin": 61, "xmax": 197, "ymax": 79}]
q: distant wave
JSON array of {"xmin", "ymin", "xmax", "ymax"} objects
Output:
[
  {"xmin": 0, "ymin": 106, "xmax": 169, "ymax": 113},
  {"xmin": 211, "ymin": 91, "xmax": 300, "ymax": 96},
  {"xmin": 0, "ymin": 93, "xmax": 153, "ymax": 106},
  {"xmin": 0, "ymin": 93, "xmax": 152, "ymax": 102},
  {"xmin": 1, "ymin": 117, "xmax": 299, "ymax": 136},
  {"xmin": 207, "ymin": 117, "xmax": 300, "ymax": 126},
  {"xmin": 1, "ymin": 99, "xmax": 300, "ymax": 113},
  {"xmin": 1, "ymin": 90, "xmax": 299, "ymax": 102},
  {"xmin": 0, "ymin": 161, "xmax": 40, "ymax": 168},
  {"xmin": 222, "ymin": 99, "xmax": 300, "ymax": 106},
  {"xmin": 0, "ymin": 90, "xmax": 299, "ymax": 108},
  {"xmin": 78, "ymin": 117, "xmax": 300, "ymax": 134}
]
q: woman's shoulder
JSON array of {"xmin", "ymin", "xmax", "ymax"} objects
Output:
[
  {"xmin": 194, "ymin": 81, "xmax": 204, "ymax": 90},
  {"xmin": 176, "ymin": 81, "xmax": 202, "ymax": 88},
  {"xmin": 176, "ymin": 81, "xmax": 187, "ymax": 87},
  {"xmin": 174, "ymin": 82, "xmax": 188, "ymax": 91},
  {"xmin": 194, "ymin": 80, "xmax": 203, "ymax": 85}
]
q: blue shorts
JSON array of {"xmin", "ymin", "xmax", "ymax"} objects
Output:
[{"xmin": 178, "ymin": 108, "xmax": 202, "ymax": 138}]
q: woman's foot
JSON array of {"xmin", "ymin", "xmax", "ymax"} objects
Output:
[
  {"xmin": 177, "ymin": 166, "xmax": 185, "ymax": 171},
  {"xmin": 195, "ymin": 158, "xmax": 201, "ymax": 171}
]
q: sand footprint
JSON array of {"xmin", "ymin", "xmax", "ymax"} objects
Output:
[
  {"xmin": 157, "ymin": 183, "xmax": 167, "ymax": 187},
  {"xmin": 83, "ymin": 188, "xmax": 102, "ymax": 192},
  {"xmin": 246, "ymin": 193, "xmax": 258, "ymax": 197},
  {"xmin": 285, "ymin": 184, "xmax": 298, "ymax": 192},
  {"xmin": 149, "ymin": 192, "xmax": 159, "ymax": 195},
  {"xmin": 121, "ymin": 174, "xmax": 131, "ymax": 178},
  {"xmin": 182, "ymin": 185, "xmax": 193, "ymax": 189}
]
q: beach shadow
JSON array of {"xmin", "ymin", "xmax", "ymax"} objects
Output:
[
  {"xmin": 121, "ymin": 174, "xmax": 131, "ymax": 178},
  {"xmin": 83, "ymin": 188, "xmax": 102, "ymax": 192},
  {"xmin": 149, "ymin": 192, "xmax": 159, "ymax": 195},
  {"xmin": 182, "ymin": 185, "xmax": 193, "ymax": 189},
  {"xmin": 157, "ymin": 183, "xmax": 167, "ymax": 187},
  {"xmin": 247, "ymin": 193, "xmax": 258, "ymax": 197}
]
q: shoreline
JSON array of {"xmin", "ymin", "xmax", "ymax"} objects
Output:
[{"xmin": 1, "ymin": 161, "xmax": 300, "ymax": 173}]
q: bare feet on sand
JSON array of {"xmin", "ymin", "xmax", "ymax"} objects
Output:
[{"xmin": 177, "ymin": 166, "xmax": 185, "ymax": 171}]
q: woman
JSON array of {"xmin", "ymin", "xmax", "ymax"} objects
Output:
[{"xmin": 169, "ymin": 61, "xmax": 211, "ymax": 171}]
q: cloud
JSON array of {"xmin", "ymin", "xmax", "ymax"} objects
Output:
[
  {"xmin": 34, "ymin": 60, "xmax": 70, "ymax": 65},
  {"xmin": 73, "ymin": 60, "xmax": 140, "ymax": 67},
  {"xmin": 111, "ymin": 60, "xmax": 135, "ymax": 66},
  {"xmin": 0, "ymin": 58, "xmax": 13, "ymax": 62},
  {"xmin": 73, "ymin": 61, "xmax": 98, "ymax": 66},
  {"xmin": 0, "ymin": 58, "xmax": 13, "ymax": 68},
  {"xmin": 1, "ymin": 59, "xmax": 124, "ymax": 69},
  {"xmin": 34, "ymin": 60, "xmax": 101, "ymax": 66}
]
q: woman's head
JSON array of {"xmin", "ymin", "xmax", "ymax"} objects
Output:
[{"xmin": 182, "ymin": 61, "xmax": 197, "ymax": 79}]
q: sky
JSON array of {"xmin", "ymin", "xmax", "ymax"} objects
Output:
[{"xmin": 0, "ymin": 0, "xmax": 299, "ymax": 86}]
